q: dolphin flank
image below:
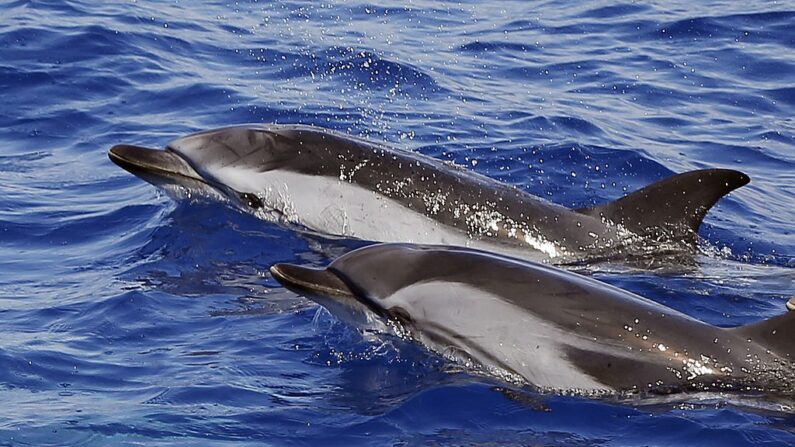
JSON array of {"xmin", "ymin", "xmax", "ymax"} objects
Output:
[
  {"xmin": 109, "ymin": 124, "xmax": 749, "ymax": 263},
  {"xmin": 270, "ymin": 243, "xmax": 795, "ymax": 396}
]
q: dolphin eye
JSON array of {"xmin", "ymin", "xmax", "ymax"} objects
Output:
[
  {"xmin": 240, "ymin": 192, "xmax": 263, "ymax": 209},
  {"xmin": 390, "ymin": 306, "xmax": 413, "ymax": 326}
]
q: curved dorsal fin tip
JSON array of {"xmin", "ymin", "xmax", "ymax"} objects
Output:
[{"xmin": 718, "ymin": 168, "xmax": 750, "ymax": 187}]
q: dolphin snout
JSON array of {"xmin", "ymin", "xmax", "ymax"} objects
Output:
[
  {"xmin": 270, "ymin": 263, "xmax": 355, "ymax": 298},
  {"xmin": 108, "ymin": 144, "xmax": 203, "ymax": 182}
]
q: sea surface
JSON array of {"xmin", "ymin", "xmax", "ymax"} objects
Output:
[{"xmin": 2, "ymin": 0, "xmax": 795, "ymax": 445}]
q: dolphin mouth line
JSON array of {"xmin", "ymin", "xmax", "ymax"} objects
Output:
[
  {"xmin": 108, "ymin": 144, "xmax": 207, "ymax": 185},
  {"xmin": 270, "ymin": 263, "xmax": 356, "ymax": 299}
]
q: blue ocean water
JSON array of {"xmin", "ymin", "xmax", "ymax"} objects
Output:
[{"xmin": 2, "ymin": 0, "xmax": 795, "ymax": 444}]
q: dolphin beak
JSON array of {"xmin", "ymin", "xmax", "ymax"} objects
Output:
[
  {"xmin": 270, "ymin": 263, "xmax": 355, "ymax": 299},
  {"xmin": 108, "ymin": 144, "xmax": 203, "ymax": 183}
]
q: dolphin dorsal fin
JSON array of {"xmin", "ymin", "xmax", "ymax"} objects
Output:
[
  {"xmin": 575, "ymin": 169, "xmax": 749, "ymax": 243},
  {"xmin": 729, "ymin": 309, "xmax": 795, "ymax": 360}
]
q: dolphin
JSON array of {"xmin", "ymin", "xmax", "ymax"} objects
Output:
[
  {"xmin": 270, "ymin": 243, "xmax": 795, "ymax": 396},
  {"xmin": 108, "ymin": 124, "xmax": 749, "ymax": 263}
]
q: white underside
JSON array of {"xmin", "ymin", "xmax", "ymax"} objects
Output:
[
  {"xmin": 380, "ymin": 281, "xmax": 614, "ymax": 392},
  {"xmin": 207, "ymin": 167, "xmax": 551, "ymax": 262}
]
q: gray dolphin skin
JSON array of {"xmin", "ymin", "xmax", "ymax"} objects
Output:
[
  {"xmin": 270, "ymin": 243, "xmax": 795, "ymax": 396},
  {"xmin": 108, "ymin": 124, "xmax": 749, "ymax": 263}
]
